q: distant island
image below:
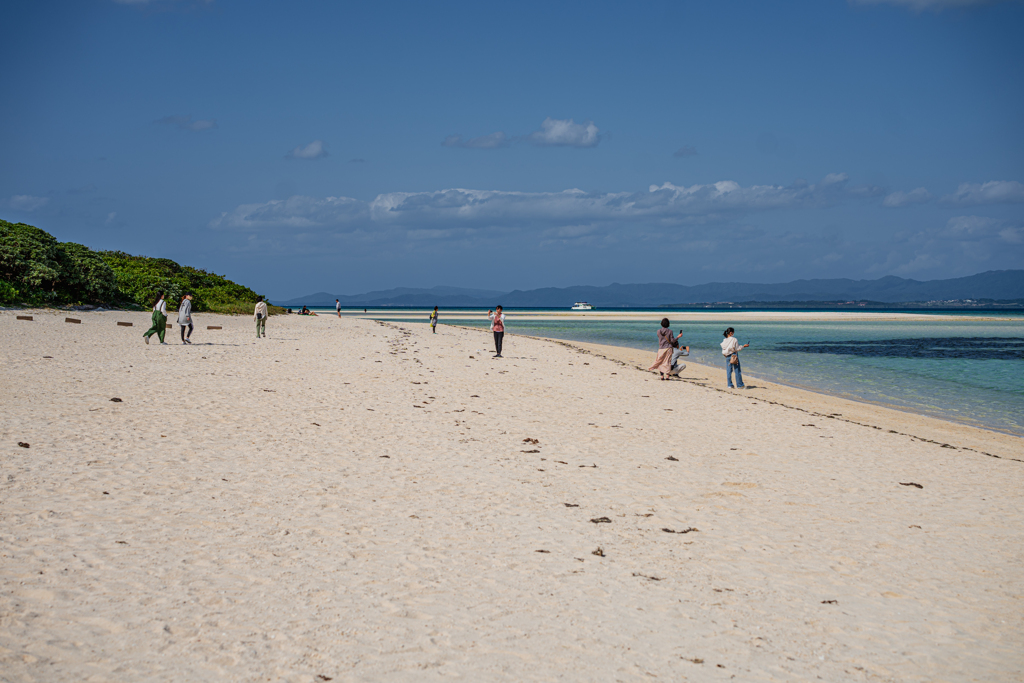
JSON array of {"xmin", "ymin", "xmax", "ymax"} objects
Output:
[
  {"xmin": 1, "ymin": 219, "xmax": 273, "ymax": 313},
  {"xmin": 280, "ymin": 271, "xmax": 1024, "ymax": 309}
]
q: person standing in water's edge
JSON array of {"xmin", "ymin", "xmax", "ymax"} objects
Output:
[
  {"xmin": 336, "ymin": 299, "xmax": 341, "ymax": 318},
  {"xmin": 143, "ymin": 292, "xmax": 168, "ymax": 345},
  {"xmin": 254, "ymin": 296, "xmax": 268, "ymax": 339},
  {"xmin": 178, "ymin": 293, "xmax": 194, "ymax": 344},
  {"xmin": 488, "ymin": 306, "xmax": 505, "ymax": 357},
  {"xmin": 648, "ymin": 318, "xmax": 679, "ymax": 380},
  {"xmin": 429, "ymin": 306, "xmax": 438, "ymax": 334},
  {"xmin": 720, "ymin": 327, "xmax": 749, "ymax": 389}
]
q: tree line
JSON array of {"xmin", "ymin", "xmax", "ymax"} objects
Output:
[{"xmin": 1, "ymin": 219, "xmax": 270, "ymax": 313}]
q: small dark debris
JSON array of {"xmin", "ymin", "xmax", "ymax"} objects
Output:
[
  {"xmin": 535, "ymin": 549, "xmax": 550, "ymax": 553},
  {"xmin": 555, "ymin": 460, "xmax": 568, "ymax": 464},
  {"xmin": 470, "ymin": 395, "xmax": 480, "ymax": 398},
  {"xmin": 717, "ymin": 664, "xmax": 725, "ymax": 669},
  {"xmin": 316, "ymin": 676, "xmax": 333, "ymax": 682},
  {"xmin": 632, "ymin": 572, "xmax": 663, "ymax": 581},
  {"xmin": 821, "ymin": 599, "xmax": 837, "ymax": 604},
  {"xmin": 909, "ymin": 524, "xmax": 921, "ymax": 529},
  {"xmin": 109, "ymin": 397, "xmax": 122, "ymax": 403},
  {"xmin": 523, "ymin": 438, "xmax": 539, "ymax": 444},
  {"xmin": 591, "ymin": 547, "xmax": 605, "ymax": 557},
  {"xmin": 103, "ymin": 491, "xmax": 109, "ymax": 495},
  {"xmin": 899, "ymin": 482, "xmax": 923, "ymax": 489},
  {"xmin": 522, "ymin": 449, "xmax": 540, "ymax": 453},
  {"xmin": 42, "ymin": 356, "xmax": 53, "ymax": 358},
  {"xmin": 590, "ymin": 517, "xmax": 612, "ymax": 524},
  {"xmin": 564, "ymin": 503, "xmax": 579, "ymax": 508},
  {"xmin": 18, "ymin": 442, "xmax": 30, "ymax": 448},
  {"xmin": 666, "ymin": 456, "xmax": 678, "ymax": 461},
  {"xmin": 311, "ymin": 422, "xmax": 320, "ymax": 426},
  {"xmin": 116, "ymin": 541, "xmax": 128, "ymax": 545},
  {"xmin": 683, "ymin": 658, "xmax": 704, "ymax": 664},
  {"xmin": 662, "ymin": 527, "xmax": 699, "ymax": 534},
  {"xmin": 636, "ymin": 513, "xmax": 653, "ymax": 517},
  {"xmin": 579, "ymin": 463, "xmax": 597, "ymax": 468},
  {"xmin": 379, "ymin": 455, "xmax": 390, "ymax": 458}
]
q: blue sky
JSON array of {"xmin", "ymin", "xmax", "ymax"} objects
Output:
[{"xmin": 2, "ymin": 0, "xmax": 1022, "ymax": 299}]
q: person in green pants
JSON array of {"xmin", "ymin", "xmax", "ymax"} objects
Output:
[
  {"xmin": 254, "ymin": 296, "xmax": 268, "ymax": 338},
  {"xmin": 143, "ymin": 292, "xmax": 168, "ymax": 344}
]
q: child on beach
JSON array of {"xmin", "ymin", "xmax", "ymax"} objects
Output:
[
  {"xmin": 721, "ymin": 327, "xmax": 749, "ymax": 389},
  {"xmin": 254, "ymin": 297, "xmax": 268, "ymax": 338},
  {"xmin": 488, "ymin": 306, "xmax": 505, "ymax": 357},
  {"xmin": 177, "ymin": 293, "xmax": 194, "ymax": 344},
  {"xmin": 648, "ymin": 318, "xmax": 679, "ymax": 379},
  {"xmin": 143, "ymin": 293, "xmax": 168, "ymax": 345}
]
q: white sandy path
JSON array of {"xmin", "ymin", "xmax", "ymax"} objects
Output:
[{"xmin": 0, "ymin": 310, "xmax": 1022, "ymax": 682}]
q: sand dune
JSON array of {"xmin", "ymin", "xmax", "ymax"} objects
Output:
[{"xmin": 1, "ymin": 310, "xmax": 1021, "ymax": 682}]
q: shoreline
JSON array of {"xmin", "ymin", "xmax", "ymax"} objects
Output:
[{"xmin": 448, "ymin": 322, "xmax": 1024, "ymax": 446}]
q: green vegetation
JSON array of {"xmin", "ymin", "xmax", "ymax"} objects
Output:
[{"xmin": 0, "ymin": 219, "xmax": 280, "ymax": 314}]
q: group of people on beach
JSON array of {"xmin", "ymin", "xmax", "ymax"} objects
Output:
[
  {"xmin": 141, "ymin": 293, "xmax": 270, "ymax": 344},
  {"xmin": 647, "ymin": 318, "xmax": 749, "ymax": 388}
]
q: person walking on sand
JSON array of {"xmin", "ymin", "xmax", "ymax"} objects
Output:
[
  {"xmin": 488, "ymin": 306, "xmax": 506, "ymax": 357},
  {"xmin": 429, "ymin": 306, "xmax": 438, "ymax": 334},
  {"xmin": 143, "ymin": 292, "xmax": 168, "ymax": 345},
  {"xmin": 648, "ymin": 318, "xmax": 680, "ymax": 380},
  {"xmin": 336, "ymin": 299, "xmax": 341, "ymax": 317},
  {"xmin": 177, "ymin": 293, "xmax": 194, "ymax": 345},
  {"xmin": 721, "ymin": 327, "xmax": 749, "ymax": 389},
  {"xmin": 254, "ymin": 296, "xmax": 268, "ymax": 339}
]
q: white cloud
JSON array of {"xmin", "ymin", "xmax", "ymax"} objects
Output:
[
  {"xmin": 527, "ymin": 118, "xmax": 600, "ymax": 148},
  {"xmin": 442, "ymin": 132, "xmax": 509, "ymax": 149},
  {"xmin": 286, "ymin": 140, "xmax": 328, "ymax": 160},
  {"xmin": 943, "ymin": 180, "xmax": 1024, "ymax": 205},
  {"xmin": 673, "ymin": 146, "xmax": 698, "ymax": 158},
  {"xmin": 850, "ymin": 0, "xmax": 1013, "ymax": 10},
  {"xmin": 9, "ymin": 195, "xmax": 49, "ymax": 211},
  {"xmin": 211, "ymin": 195, "xmax": 366, "ymax": 229},
  {"xmin": 941, "ymin": 215, "xmax": 1000, "ymax": 238},
  {"xmin": 211, "ymin": 173, "xmax": 866, "ymax": 235},
  {"xmin": 156, "ymin": 115, "xmax": 218, "ymax": 132},
  {"xmin": 883, "ymin": 187, "xmax": 932, "ymax": 207}
]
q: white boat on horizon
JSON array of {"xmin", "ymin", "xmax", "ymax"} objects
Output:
[{"xmin": 571, "ymin": 302, "xmax": 594, "ymax": 311}]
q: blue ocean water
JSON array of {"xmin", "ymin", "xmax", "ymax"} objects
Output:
[{"xmin": 414, "ymin": 316, "xmax": 1024, "ymax": 436}]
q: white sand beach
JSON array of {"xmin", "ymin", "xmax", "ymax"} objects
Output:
[{"xmin": 2, "ymin": 310, "xmax": 1022, "ymax": 682}]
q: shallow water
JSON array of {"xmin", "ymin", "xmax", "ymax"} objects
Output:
[{"xmin": 418, "ymin": 316, "xmax": 1024, "ymax": 436}]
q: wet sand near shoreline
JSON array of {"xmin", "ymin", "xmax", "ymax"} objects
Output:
[
  {"xmin": 337, "ymin": 309, "xmax": 1007, "ymax": 322},
  {"xmin": 2, "ymin": 310, "xmax": 1022, "ymax": 682}
]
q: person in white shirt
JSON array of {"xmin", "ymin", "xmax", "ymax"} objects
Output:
[
  {"xmin": 143, "ymin": 292, "xmax": 168, "ymax": 345},
  {"xmin": 336, "ymin": 299, "xmax": 341, "ymax": 318},
  {"xmin": 720, "ymin": 327, "xmax": 749, "ymax": 388},
  {"xmin": 254, "ymin": 297, "xmax": 268, "ymax": 338},
  {"xmin": 488, "ymin": 306, "xmax": 506, "ymax": 357}
]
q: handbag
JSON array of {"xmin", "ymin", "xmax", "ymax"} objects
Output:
[{"xmin": 729, "ymin": 353, "xmax": 739, "ymax": 366}]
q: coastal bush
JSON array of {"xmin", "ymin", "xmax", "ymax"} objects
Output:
[{"xmin": 0, "ymin": 218, "xmax": 273, "ymax": 312}]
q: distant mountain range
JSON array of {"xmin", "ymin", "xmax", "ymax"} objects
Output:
[{"xmin": 275, "ymin": 270, "xmax": 1024, "ymax": 308}]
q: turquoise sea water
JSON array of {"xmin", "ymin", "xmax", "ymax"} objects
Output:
[{"xmin": 401, "ymin": 315, "xmax": 1024, "ymax": 436}]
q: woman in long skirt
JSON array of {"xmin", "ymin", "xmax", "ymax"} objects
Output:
[
  {"xmin": 647, "ymin": 318, "xmax": 678, "ymax": 380},
  {"xmin": 143, "ymin": 292, "xmax": 168, "ymax": 345}
]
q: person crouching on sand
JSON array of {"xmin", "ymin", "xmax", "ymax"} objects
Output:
[
  {"xmin": 669, "ymin": 331, "xmax": 689, "ymax": 376},
  {"xmin": 143, "ymin": 292, "xmax": 168, "ymax": 345},
  {"xmin": 254, "ymin": 297, "xmax": 268, "ymax": 338},
  {"xmin": 178, "ymin": 293, "xmax": 194, "ymax": 344},
  {"xmin": 430, "ymin": 306, "xmax": 438, "ymax": 334},
  {"xmin": 488, "ymin": 306, "xmax": 505, "ymax": 357},
  {"xmin": 721, "ymin": 327, "xmax": 749, "ymax": 389},
  {"xmin": 648, "ymin": 318, "xmax": 679, "ymax": 380}
]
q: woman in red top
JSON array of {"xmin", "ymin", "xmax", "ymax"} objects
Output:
[{"xmin": 488, "ymin": 306, "xmax": 506, "ymax": 358}]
